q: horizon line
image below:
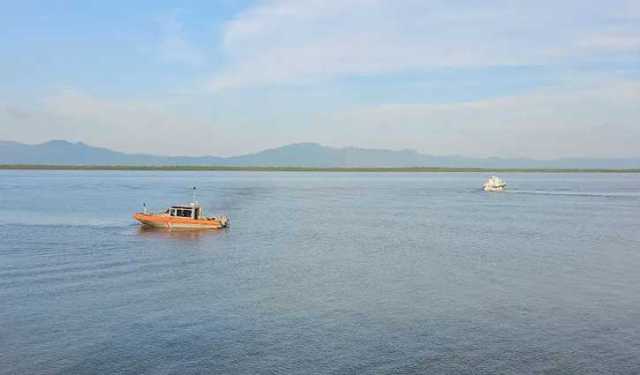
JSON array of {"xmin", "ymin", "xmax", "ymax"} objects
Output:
[{"xmin": 1, "ymin": 164, "xmax": 638, "ymax": 173}]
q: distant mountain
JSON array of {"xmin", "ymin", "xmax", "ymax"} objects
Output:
[
  {"xmin": 1, "ymin": 140, "xmax": 639, "ymax": 169},
  {"xmin": 0, "ymin": 140, "xmax": 226, "ymax": 166}
]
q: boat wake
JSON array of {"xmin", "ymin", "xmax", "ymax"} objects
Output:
[{"xmin": 507, "ymin": 190, "xmax": 640, "ymax": 199}]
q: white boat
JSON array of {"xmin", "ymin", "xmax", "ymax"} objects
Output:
[{"xmin": 483, "ymin": 176, "xmax": 506, "ymax": 192}]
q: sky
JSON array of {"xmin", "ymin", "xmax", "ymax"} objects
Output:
[{"xmin": 1, "ymin": 0, "xmax": 639, "ymax": 158}]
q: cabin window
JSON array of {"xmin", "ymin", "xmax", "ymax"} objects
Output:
[
  {"xmin": 176, "ymin": 209, "xmax": 192, "ymax": 218},
  {"xmin": 169, "ymin": 208, "xmax": 194, "ymax": 217}
]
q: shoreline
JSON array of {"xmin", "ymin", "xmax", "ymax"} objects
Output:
[{"xmin": 1, "ymin": 164, "xmax": 639, "ymax": 173}]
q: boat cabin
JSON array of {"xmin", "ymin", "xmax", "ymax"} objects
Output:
[{"xmin": 165, "ymin": 205, "xmax": 202, "ymax": 219}]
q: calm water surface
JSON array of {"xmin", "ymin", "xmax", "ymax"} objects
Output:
[{"xmin": 1, "ymin": 171, "xmax": 639, "ymax": 374}]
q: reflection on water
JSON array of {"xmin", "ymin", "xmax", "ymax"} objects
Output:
[{"xmin": 135, "ymin": 225, "xmax": 227, "ymax": 241}]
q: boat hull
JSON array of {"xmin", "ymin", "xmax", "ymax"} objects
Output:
[
  {"xmin": 483, "ymin": 185, "xmax": 506, "ymax": 192},
  {"xmin": 134, "ymin": 213, "xmax": 228, "ymax": 230}
]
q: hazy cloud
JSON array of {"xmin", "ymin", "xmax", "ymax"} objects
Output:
[
  {"xmin": 0, "ymin": 90, "xmax": 250, "ymax": 156},
  {"xmin": 4, "ymin": 106, "xmax": 33, "ymax": 120},
  {"xmin": 311, "ymin": 81, "xmax": 640, "ymax": 158},
  {"xmin": 157, "ymin": 14, "xmax": 205, "ymax": 67},
  {"xmin": 3, "ymin": 80, "xmax": 634, "ymax": 159}
]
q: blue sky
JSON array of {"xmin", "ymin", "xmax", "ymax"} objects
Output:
[{"xmin": 1, "ymin": 0, "xmax": 639, "ymax": 158}]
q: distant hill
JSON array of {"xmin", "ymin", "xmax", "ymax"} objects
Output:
[
  {"xmin": 0, "ymin": 140, "xmax": 226, "ymax": 166},
  {"xmin": 1, "ymin": 140, "xmax": 639, "ymax": 169}
]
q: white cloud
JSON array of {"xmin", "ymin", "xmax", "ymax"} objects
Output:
[{"xmin": 209, "ymin": 0, "xmax": 640, "ymax": 90}]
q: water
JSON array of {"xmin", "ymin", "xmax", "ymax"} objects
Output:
[{"xmin": 1, "ymin": 171, "xmax": 639, "ymax": 374}]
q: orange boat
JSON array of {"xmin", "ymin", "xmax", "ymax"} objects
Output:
[
  {"xmin": 134, "ymin": 203, "xmax": 229, "ymax": 230},
  {"xmin": 134, "ymin": 188, "xmax": 229, "ymax": 230}
]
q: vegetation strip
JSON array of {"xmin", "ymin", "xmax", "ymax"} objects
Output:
[{"xmin": 1, "ymin": 164, "xmax": 638, "ymax": 173}]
